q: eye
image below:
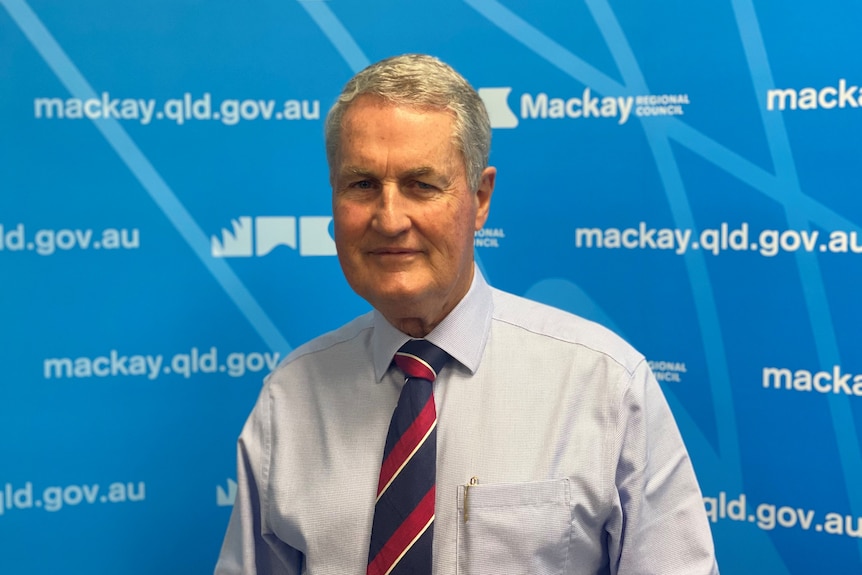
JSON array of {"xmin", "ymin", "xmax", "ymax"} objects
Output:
[
  {"xmin": 348, "ymin": 179, "xmax": 375, "ymax": 190},
  {"xmin": 410, "ymin": 180, "xmax": 437, "ymax": 191}
]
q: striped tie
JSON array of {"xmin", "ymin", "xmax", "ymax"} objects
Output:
[{"xmin": 367, "ymin": 339, "xmax": 451, "ymax": 575}]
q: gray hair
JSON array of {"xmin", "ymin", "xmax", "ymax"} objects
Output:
[{"xmin": 324, "ymin": 54, "xmax": 491, "ymax": 191}]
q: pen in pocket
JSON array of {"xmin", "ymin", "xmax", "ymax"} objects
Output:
[{"xmin": 463, "ymin": 476, "xmax": 479, "ymax": 522}]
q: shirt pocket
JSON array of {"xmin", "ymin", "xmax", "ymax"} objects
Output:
[{"xmin": 456, "ymin": 478, "xmax": 572, "ymax": 575}]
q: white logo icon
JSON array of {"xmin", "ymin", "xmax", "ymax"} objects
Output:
[
  {"xmin": 211, "ymin": 216, "xmax": 337, "ymax": 257},
  {"xmin": 478, "ymin": 87, "xmax": 519, "ymax": 129},
  {"xmin": 216, "ymin": 478, "xmax": 237, "ymax": 506}
]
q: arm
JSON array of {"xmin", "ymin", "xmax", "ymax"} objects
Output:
[
  {"xmin": 215, "ymin": 382, "xmax": 303, "ymax": 575},
  {"xmin": 609, "ymin": 360, "xmax": 719, "ymax": 575}
]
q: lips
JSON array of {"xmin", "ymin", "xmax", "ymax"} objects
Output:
[{"xmin": 368, "ymin": 247, "xmax": 421, "ymax": 255}]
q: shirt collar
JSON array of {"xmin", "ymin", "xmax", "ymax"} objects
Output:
[{"xmin": 371, "ymin": 265, "xmax": 493, "ymax": 381}]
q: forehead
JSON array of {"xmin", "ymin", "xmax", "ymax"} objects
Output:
[
  {"xmin": 336, "ymin": 97, "xmax": 462, "ymax": 171},
  {"xmin": 342, "ymin": 96, "xmax": 455, "ymax": 134}
]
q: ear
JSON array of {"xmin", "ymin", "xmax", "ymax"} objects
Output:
[{"xmin": 474, "ymin": 166, "xmax": 496, "ymax": 230}]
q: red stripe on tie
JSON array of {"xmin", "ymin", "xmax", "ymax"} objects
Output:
[
  {"xmin": 394, "ymin": 353, "xmax": 436, "ymax": 381},
  {"xmin": 367, "ymin": 486, "xmax": 436, "ymax": 575},
  {"xmin": 377, "ymin": 395, "xmax": 436, "ymax": 497}
]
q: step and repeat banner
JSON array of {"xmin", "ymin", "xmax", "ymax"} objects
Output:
[{"xmin": 2, "ymin": 0, "xmax": 860, "ymax": 573}]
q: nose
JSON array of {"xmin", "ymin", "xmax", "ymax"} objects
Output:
[{"xmin": 371, "ymin": 183, "xmax": 411, "ymax": 237}]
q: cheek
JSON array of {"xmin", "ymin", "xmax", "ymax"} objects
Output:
[
  {"xmin": 430, "ymin": 216, "xmax": 473, "ymax": 262},
  {"xmin": 452, "ymin": 203, "xmax": 479, "ymax": 245},
  {"xmin": 333, "ymin": 204, "xmax": 366, "ymax": 242}
]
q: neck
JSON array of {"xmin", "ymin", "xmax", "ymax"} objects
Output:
[
  {"xmin": 378, "ymin": 267, "xmax": 476, "ymax": 338},
  {"xmin": 393, "ymin": 318, "xmax": 436, "ymax": 338}
]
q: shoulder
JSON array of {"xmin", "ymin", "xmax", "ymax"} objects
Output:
[{"xmin": 490, "ymin": 287, "xmax": 645, "ymax": 377}]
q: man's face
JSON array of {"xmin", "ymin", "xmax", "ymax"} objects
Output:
[{"xmin": 331, "ymin": 96, "xmax": 494, "ymax": 335}]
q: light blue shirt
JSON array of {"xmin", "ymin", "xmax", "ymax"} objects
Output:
[{"xmin": 215, "ymin": 268, "xmax": 718, "ymax": 574}]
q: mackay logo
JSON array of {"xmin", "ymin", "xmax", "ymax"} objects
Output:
[
  {"xmin": 766, "ymin": 79, "xmax": 862, "ymax": 111},
  {"xmin": 479, "ymin": 86, "xmax": 691, "ymax": 128},
  {"xmin": 211, "ymin": 216, "xmax": 337, "ymax": 258}
]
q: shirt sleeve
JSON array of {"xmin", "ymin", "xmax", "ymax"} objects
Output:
[
  {"xmin": 215, "ymin": 380, "xmax": 303, "ymax": 575},
  {"xmin": 609, "ymin": 360, "xmax": 719, "ymax": 575}
]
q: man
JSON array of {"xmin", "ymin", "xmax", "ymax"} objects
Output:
[{"xmin": 216, "ymin": 54, "xmax": 718, "ymax": 574}]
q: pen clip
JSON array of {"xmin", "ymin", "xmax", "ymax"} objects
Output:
[{"xmin": 464, "ymin": 476, "xmax": 479, "ymax": 522}]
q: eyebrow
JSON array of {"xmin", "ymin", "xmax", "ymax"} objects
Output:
[
  {"xmin": 402, "ymin": 167, "xmax": 436, "ymax": 178},
  {"xmin": 339, "ymin": 166, "xmax": 440, "ymax": 180},
  {"xmin": 339, "ymin": 166, "xmax": 376, "ymax": 179}
]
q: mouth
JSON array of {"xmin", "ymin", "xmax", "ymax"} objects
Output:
[{"xmin": 368, "ymin": 247, "xmax": 420, "ymax": 256}]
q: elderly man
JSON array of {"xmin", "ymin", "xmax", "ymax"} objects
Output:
[{"xmin": 215, "ymin": 54, "xmax": 718, "ymax": 575}]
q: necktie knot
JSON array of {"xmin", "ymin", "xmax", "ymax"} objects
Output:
[{"xmin": 394, "ymin": 339, "xmax": 450, "ymax": 383}]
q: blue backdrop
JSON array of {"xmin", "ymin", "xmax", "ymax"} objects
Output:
[{"xmin": 2, "ymin": 1, "xmax": 861, "ymax": 573}]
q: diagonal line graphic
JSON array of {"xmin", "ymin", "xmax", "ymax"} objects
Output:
[
  {"xmin": 2, "ymin": 0, "xmax": 292, "ymax": 356},
  {"xmin": 296, "ymin": 0, "xmax": 369, "ymax": 73},
  {"xmin": 666, "ymin": 121, "xmax": 862, "ymax": 233},
  {"xmin": 584, "ymin": 0, "xmax": 741, "ymax": 474},
  {"xmin": 731, "ymin": 0, "xmax": 862, "ymax": 557},
  {"xmin": 465, "ymin": 0, "xmax": 624, "ymax": 96}
]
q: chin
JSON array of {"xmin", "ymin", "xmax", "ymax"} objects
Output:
[{"xmin": 362, "ymin": 283, "xmax": 431, "ymax": 312}]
